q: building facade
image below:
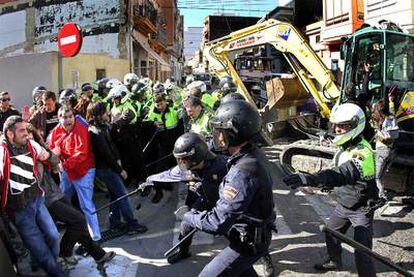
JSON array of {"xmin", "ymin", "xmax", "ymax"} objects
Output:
[
  {"xmin": 0, "ymin": 0, "xmax": 183, "ymax": 107},
  {"xmin": 184, "ymin": 27, "xmax": 203, "ymax": 63},
  {"xmin": 304, "ymin": 0, "xmax": 414, "ymax": 81}
]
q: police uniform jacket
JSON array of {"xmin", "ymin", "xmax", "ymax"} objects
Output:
[
  {"xmin": 183, "ymin": 144, "xmax": 275, "ymax": 236},
  {"xmin": 305, "ymin": 138, "xmax": 377, "ymax": 209}
]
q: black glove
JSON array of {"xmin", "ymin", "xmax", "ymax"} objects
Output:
[{"xmin": 283, "ymin": 173, "xmax": 308, "ymax": 189}]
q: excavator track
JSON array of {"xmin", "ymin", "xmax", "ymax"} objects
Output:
[{"xmin": 279, "ymin": 139, "xmax": 338, "ymax": 174}]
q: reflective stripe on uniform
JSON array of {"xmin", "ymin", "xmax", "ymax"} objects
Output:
[{"xmin": 335, "ymin": 139, "xmax": 375, "ymax": 181}]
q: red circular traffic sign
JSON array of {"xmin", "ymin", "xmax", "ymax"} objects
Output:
[{"xmin": 58, "ymin": 23, "xmax": 83, "ymax": 57}]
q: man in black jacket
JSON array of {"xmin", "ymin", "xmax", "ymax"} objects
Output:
[{"xmin": 87, "ymin": 102, "xmax": 147, "ymax": 234}]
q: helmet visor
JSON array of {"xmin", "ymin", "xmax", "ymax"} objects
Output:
[
  {"xmin": 210, "ymin": 120, "xmax": 238, "ymax": 133},
  {"xmin": 173, "ymin": 147, "xmax": 195, "ymax": 159}
]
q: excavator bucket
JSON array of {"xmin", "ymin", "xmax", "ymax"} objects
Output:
[{"xmin": 265, "ymin": 77, "xmax": 311, "ymax": 110}]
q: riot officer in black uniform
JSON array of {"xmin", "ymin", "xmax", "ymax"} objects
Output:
[
  {"xmin": 144, "ymin": 132, "xmax": 228, "ymax": 263},
  {"xmin": 180, "ymin": 100, "xmax": 276, "ymax": 276}
]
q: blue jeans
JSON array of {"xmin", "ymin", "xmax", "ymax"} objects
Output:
[
  {"xmin": 95, "ymin": 169, "xmax": 139, "ymax": 227},
  {"xmin": 14, "ymin": 196, "xmax": 65, "ymax": 277},
  {"xmin": 60, "ymin": 168, "xmax": 101, "ymax": 241}
]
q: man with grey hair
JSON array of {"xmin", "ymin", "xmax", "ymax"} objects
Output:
[{"xmin": 0, "ymin": 115, "xmax": 65, "ymax": 276}]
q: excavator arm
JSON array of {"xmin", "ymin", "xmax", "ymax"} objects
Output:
[{"xmin": 204, "ymin": 19, "xmax": 340, "ymax": 118}]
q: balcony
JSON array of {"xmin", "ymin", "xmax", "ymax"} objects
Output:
[
  {"xmin": 132, "ymin": 1, "xmax": 158, "ymax": 34},
  {"xmin": 157, "ymin": 27, "xmax": 168, "ymax": 47}
]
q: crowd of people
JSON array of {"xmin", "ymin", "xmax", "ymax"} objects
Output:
[
  {"xmin": 0, "ymin": 73, "xmax": 247, "ymax": 276},
  {"xmin": 0, "ymin": 68, "xmax": 401, "ymax": 277}
]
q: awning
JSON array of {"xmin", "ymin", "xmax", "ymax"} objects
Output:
[{"xmin": 133, "ymin": 31, "xmax": 169, "ymax": 67}]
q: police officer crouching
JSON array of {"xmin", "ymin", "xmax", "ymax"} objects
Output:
[
  {"xmin": 165, "ymin": 132, "xmax": 228, "ymax": 264},
  {"xmin": 181, "ymin": 100, "xmax": 276, "ymax": 276},
  {"xmin": 284, "ymin": 103, "xmax": 377, "ymax": 276}
]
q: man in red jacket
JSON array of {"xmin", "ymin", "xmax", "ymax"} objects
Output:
[{"xmin": 48, "ymin": 105, "xmax": 101, "ymax": 241}]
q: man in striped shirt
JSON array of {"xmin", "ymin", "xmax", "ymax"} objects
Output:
[{"xmin": 0, "ymin": 116, "xmax": 65, "ymax": 276}]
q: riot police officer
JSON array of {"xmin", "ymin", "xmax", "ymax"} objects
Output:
[
  {"xmin": 183, "ymin": 95, "xmax": 212, "ymax": 138},
  {"xmin": 181, "ymin": 100, "xmax": 276, "ymax": 276},
  {"xmin": 145, "ymin": 132, "xmax": 228, "ymax": 264},
  {"xmin": 220, "ymin": 92, "xmax": 245, "ymax": 104},
  {"xmin": 284, "ymin": 103, "xmax": 376, "ymax": 276},
  {"xmin": 123, "ymin": 73, "xmax": 139, "ymax": 92},
  {"xmin": 107, "ymin": 84, "xmax": 142, "ymax": 185},
  {"xmin": 59, "ymin": 88, "xmax": 77, "ymax": 108}
]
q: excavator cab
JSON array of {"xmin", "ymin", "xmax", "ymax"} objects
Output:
[
  {"xmin": 341, "ymin": 27, "xmax": 414, "ymax": 193},
  {"xmin": 341, "ymin": 27, "xmax": 414, "ymax": 109}
]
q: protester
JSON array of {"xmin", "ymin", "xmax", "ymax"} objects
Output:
[
  {"xmin": 87, "ymin": 101, "xmax": 147, "ymax": 234},
  {"xmin": 0, "ymin": 91, "xmax": 21, "ymax": 131},
  {"xmin": 29, "ymin": 91, "xmax": 61, "ymax": 140},
  {"xmin": 0, "ymin": 116, "xmax": 65, "ymax": 276},
  {"xmin": 47, "ymin": 105, "xmax": 101, "ymax": 242},
  {"xmin": 26, "ymin": 123, "xmax": 116, "ymax": 268}
]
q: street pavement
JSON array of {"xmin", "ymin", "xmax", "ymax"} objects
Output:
[{"xmin": 68, "ymin": 144, "xmax": 414, "ymax": 277}]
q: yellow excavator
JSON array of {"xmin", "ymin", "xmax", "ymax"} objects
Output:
[
  {"xmin": 204, "ymin": 19, "xmax": 339, "ymax": 118},
  {"xmin": 204, "ymin": 19, "xmax": 414, "ymax": 195}
]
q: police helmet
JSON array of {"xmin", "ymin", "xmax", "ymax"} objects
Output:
[
  {"xmin": 211, "ymin": 100, "xmax": 261, "ymax": 151},
  {"xmin": 221, "ymin": 82, "xmax": 237, "ymax": 96},
  {"xmin": 187, "ymin": 81, "xmax": 207, "ymax": 94},
  {"xmin": 153, "ymin": 83, "xmax": 165, "ymax": 95},
  {"xmin": 131, "ymin": 80, "xmax": 148, "ymax": 96},
  {"xmin": 220, "ymin": 92, "xmax": 245, "ymax": 105},
  {"xmin": 32, "ymin": 86, "xmax": 47, "ymax": 103},
  {"xmin": 81, "ymin": 82, "xmax": 94, "ymax": 92},
  {"xmin": 97, "ymin": 78, "xmax": 109, "ymax": 90},
  {"xmin": 218, "ymin": 76, "xmax": 233, "ymax": 88},
  {"xmin": 108, "ymin": 84, "xmax": 128, "ymax": 100},
  {"xmin": 173, "ymin": 132, "xmax": 215, "ymax": 170},
  {"xmin": 164, "ymin": 79, "xmax": 174, "ymax": 91},
  {"xmin": 329, "ymin": 103, "xmax": 366, "ymax": 146},
  {"xmin": 59, "ymin": 89, "xmax": 77, "ymax": 106},
  {"xmin": 185, "ymin": 75, "xmax": 195, "ymax": 86},
  {"xmin": 106, "ymin": 78, "xmax": 123, "ymax": 90},
  {"xmin": 141, "ymin": 77, "xmax": 151, "ymax": 86},
  {"xmin": 124, "ymin": 73, "xmax": 139, "ymax": 86}
]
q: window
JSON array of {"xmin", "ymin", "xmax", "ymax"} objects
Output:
[
  {"xmin": 72, "ymin": 71, "xmax": 79, "ymax": 89},
  {"xmin": 141, "ymin": 61, "xmax": 147, "ymax": 77},
  {"xmin": 386, "ymin": 34, "xmax": 414, "ymax": 85},
  {"xmin": 96, "ymin": 69, "xmax": 106, "ymax": 80}
]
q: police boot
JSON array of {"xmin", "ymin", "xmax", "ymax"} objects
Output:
[
  {"xmin": 314, "ymin": 258, "xmax": 342, "ymax": 271},
  {"xmin": 260, "ymin": 253, "xmax": 275, "ymax": 277},
  {"xmin": 151, "ymin": 189, "xmax": 164, "ymax": 203},
  {"xmin": 167, "ymin": 248, "xmax": 191, "ymax": 264}
]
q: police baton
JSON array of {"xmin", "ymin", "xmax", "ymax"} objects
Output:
[
  {"xmin": 164, "ymin": 228, "xmax": 197, "ymax": 257},
  {"xmin": 92, "ymin": 182, "xmax": 152, "ymax": 215},
  {"xmin": 321, "ymin": 225, "xmax": 413, "ymax": 277},
  {"xmin": 142, "ymin": 129, "xmax": 160, "ymax": 153},
  {"xmin": 145, "ymin": 153, "xmax": 173, "ymax": 168}
]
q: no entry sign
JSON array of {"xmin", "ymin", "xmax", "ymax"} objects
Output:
[{"xmin": 58, "ymin": 23, "xmax": 83, "ymax": 57}]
